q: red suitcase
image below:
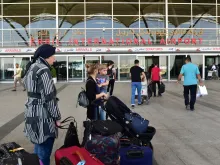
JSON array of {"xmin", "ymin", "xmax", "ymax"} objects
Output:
[{"xmin": 55, "ymin": 146, "xmax": 104, "ymax": 165}]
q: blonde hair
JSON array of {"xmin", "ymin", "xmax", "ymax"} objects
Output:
[
  {"xmin": 85, "ymin": 63, "xmax": 99, "ymax": 75},
  {"xmin": 98, "ymin": 64, "xmax": 107, "ymax": 71}
]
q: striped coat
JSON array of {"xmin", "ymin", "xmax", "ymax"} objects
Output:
[{"xmin": 23, "ymin": 57, "xmax": 61, "ymax": 144}]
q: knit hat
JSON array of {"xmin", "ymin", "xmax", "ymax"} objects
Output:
[{"xmin": 34, "ymin": 44, "xmax": 56, "ymax": 59}]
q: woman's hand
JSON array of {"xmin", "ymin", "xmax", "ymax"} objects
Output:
[{"xmin": 56, "ymin": 120, "xmax": 61, "ymax": 127}]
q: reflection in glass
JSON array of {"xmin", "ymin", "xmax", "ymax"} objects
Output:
[
  {"xmin": 140, "ymin": 16, "xmax": 165, "ymax": 28},
  {"xmin": 141, "ymin": 4, "xmax": 165, "ymax": 16},
  {"xmin": 3, "ymin": 30, "xmax": 29, "ymax": 47},
  {"xmin": 58, "ymin": 3, "xmax": 84, "ymax": 15},
  {"xmin": 0, "ymin": 58, "xmax": 14, "ymax": 81},
  {"xmin": 54, "ymin": 56, "xmax": 67, "ymax": 81},
  {"xmin": 30, "ymin": 4, "xmax": 56, "ymax": 15},
  {"xmin": 168, "ymin": 4, "xmax": 191, "ymax": 15},
  {"xmin": 120, "ymin": 55, "xmax": 136, "ymax": 81},
  {"xmin": 68, "ymin": 56, "xmax": 83, "ymax": 81},
  {"xmin": 15, "ymin": 57, "xmax": 30, "ymax": 77},
  {"xmin": 114, "ymin": 4, "xmax": 138, "ymax": 15},
  {"xmin": 86, "ymin": 4, "xmax": 112, "ymax": 15},
  {"xmin": 3, "ymin": 4, "xmax": 29, "ymax": 16},
  {"xmin": 102, "ymin": 55, "xmax": 118, "ymax": 79}
]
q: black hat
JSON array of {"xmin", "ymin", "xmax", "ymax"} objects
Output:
[{"xmin": 34, "ymin": 44, "xmax": 56, "ymax": 59}]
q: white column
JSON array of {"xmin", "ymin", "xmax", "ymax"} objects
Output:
[
  {"xmin": 165, "ymin": 0, "xmax": 168, "ymax": 43},
  {"xmin": 168, "ymin": 55, "xmax": 170, "ymax": 81},
  {"xmin": 66, "ymin": 56, "xmax": 69, "ymax": 82},
  {"xmin": 56, "ymin": 0, "xmax": 59, "ymax": 46}
]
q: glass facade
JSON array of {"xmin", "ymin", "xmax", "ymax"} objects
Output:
[
  {"xmin": 0, "ymin": 1, "xmax": 219, "ymax": 47},
  {"xmin": 0, "ymin": 1, "xmax": 220, "ymax": 82}
]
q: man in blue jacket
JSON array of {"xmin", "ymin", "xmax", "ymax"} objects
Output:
[{"xmin": 177, "ymin": 56, "xmax": 203, "ymax": 111}]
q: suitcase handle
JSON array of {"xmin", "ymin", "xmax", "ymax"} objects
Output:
[
  {"xmin": 126, "ymin": 145, "xmax": 144, "ymax": 158},
  {"xmin": 73, "ymin": 151, "xmax": 84, "ymax": 161}
]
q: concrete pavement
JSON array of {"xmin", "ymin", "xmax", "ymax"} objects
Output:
[{"xmin": 0, "ymin": 81, "xmax": 220, "ymax": 165}]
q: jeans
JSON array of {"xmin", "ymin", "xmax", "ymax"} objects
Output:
[
  {"xmin": 131, "ymin": 82, "xmax": 142, "ymax": 105},
  {"xmin": 183, "ymin": 85, "xmax": 197, "ymax": 110},
  {"xmin": 99, "ymin": 88, "xmax": 107, "ymax": 120},
  {"xmin": 34, "ymin": 137, "xmax": 55, "ymax": 165},
  {"xmin": 107, "ymin": 79, "xmax": 115, "ymax": 96}
]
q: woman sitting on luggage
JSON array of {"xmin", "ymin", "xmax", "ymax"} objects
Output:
[{"xmin": 86, "ymin": 64, "xmax": 108, "ymax": 120}]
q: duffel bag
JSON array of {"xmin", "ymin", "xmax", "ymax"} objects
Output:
[
  {"xmin": 85, "ymin": 133, "xmax": 121, "ymax": 165},
  {"xmin": 0, "ymin": 142, "xmax": 41, "ymax": 165},
  {"xmin": 159, "ymin": 82, "xmax": 165, "ymax": 94},
  {"xmin": 81, "ymin": 120, "xmax": 123, "ymax": 146},
  {"xmin": 124, "ymin": 113, "xmax": 149, "ymax": 135},
  {"xmin": 55, "ymin": 146, "xmax": 104, "ymax": 165}
]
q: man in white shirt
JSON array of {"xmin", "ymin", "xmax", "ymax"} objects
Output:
[
  {"xmin": 211, "ymin": 63, "xmax": 217, "ymax": 71},
  {"xmin": 12, "ymin": 63, "xmax": 25, "ymax": 91}
]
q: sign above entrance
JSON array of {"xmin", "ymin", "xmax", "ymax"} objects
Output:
[{"xmin": 1, "ymin": 46, "xmax": 220, "ymax": 54}]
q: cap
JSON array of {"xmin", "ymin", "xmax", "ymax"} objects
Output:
[{"xmin": 34, "ymin": 44, "xmax": 56, "ymax": 59}]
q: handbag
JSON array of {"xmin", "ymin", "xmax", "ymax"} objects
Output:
[
  {"xmin": 124, "ymin": 113, "xmax": 149, "ymax": 134},
  {"xmin": 57, "ymin": 116, "xmax": 80, "ymax": 148},
  {"xmin": 198, "ymin": 85, "xmax": 208, "ymax": 96},
  {"xmin": 159, "ymin": 82, "xmax": 165, "ymax": 93}
]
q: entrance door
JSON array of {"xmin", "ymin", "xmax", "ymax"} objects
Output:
[
  {"xmin": 84, "ymin": 56, "xmax": 101, "ymax": 81},
  {"xmin": 54, "ymin": 56, "xmax": 67, "ymax": 81},
  {"xmin": 68, "ymin": 56, "xmax": 83, "ymax": 82},
  {"xmin": 170, "ymin": 55, "xmax": 185, "ymax": 80}
]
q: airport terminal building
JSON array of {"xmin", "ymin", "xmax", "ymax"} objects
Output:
[{"xmin": 0, "ymin": 0, "xmax": 220, "ymax": 82}]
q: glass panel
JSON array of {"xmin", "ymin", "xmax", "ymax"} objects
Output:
[
  {"xmin": 140, "ymin": 16, "xmax": 165, "ymax": 28},
  {"xmin": 192, "ymin": 0, "xmax": 215, "ymax": 3},
  {"xmin": 170, "ymin": 55, "xmax": 185, "ymax": 80},
  {"xmin": 4, "ymin": 0, "xmax": 28, "ymax": 2},
  {"xmin": 68, "ymin": 56, "xmax": 83, "ymax": 81},
  {"xmin": 86, "ymin": 29, "xmax": 112, "ymax": 46},
  {"xmin": 113, "ymin": 16, "xmax": 139, "ymax": 28},
  {"xmin": 59, "ymin": 0, "xmax": 84, "ymax": 2},
  {"xmin": 3, "ymin": 4, "xmax": 29, "ymax": 16},
  {"xmin": 31, "ymin": 0, "xmax": 55, "ymax": 2},
  {"xmin": 137, "ymin": 56, "xmax": 145, "ymax": 70},
  {"xmin": 86, "ymin": 3, "xmax": 112, "ymax": 15},
  {"xmin": 114, "ymin": 0, "xmax": 138, "ymax": 2},
  {"xmin": 168, "ymin": 17, "xmax": 191, "ymax": 28},
  {"xmin": 54, "ymin": 56, "xmax": 67, "ymax": 81},
  {"xmin": 141, "ymin": 4, "xmax": 165, "ymax": 15},
  {"xmin": 30, "ymin": 17, "xmax": 56, "ymax": 28},
  {"xmin": 191, "ymin": 29, "xmax": 216, "ymax": 46},
  {"xmin": 113, "ymin": 4, "xmax": 138, "ymax": 15},
  {"xmin": 59, "ymin": 16, "xmax": 84, "ymax": 28},
  {"xmin": 30, "ymin": 29, "xmax": 56, "ymax": 46},
  {"xmin": 3, "ymin": 29, "xmax": 29, "ymax": 47},
  {"xmin": 160, "ymin": 56, "xmax": 168, "ymax": 79},
  {"xmin": 0, "ymin": 57, "xmax": 14, "ymax": 81},
  {"xmin": 59, "ymin": 3, "xmax": 84, "ymax": 15},
  {"xmin": 141, "ymin": 0, "xmax": 165, "ymax": 2},
  {"xmin": 119, "ymin": 55, "xmax": 136, "ymax": 81},
  {"xmin": 3, "ymin": 17, "xmax": 29, "ymax": 29},
  {"xmin": 30, "ymin": 4, "xmax": 56, "ymax": 15},
  {"xmin": 193, "ymin": 5, "xmax": 216, "ymax": 16},
  {"xmin": 15, "ymin": 57, "xmax": 30, "ymax": 76},
  {"xmin": 86, "ymin": 16, "xmax": 112, "ymax": 28},
  {"xmin": 113, "ymin": 29, "xmax": 139, "ymax": 46},
  {"xmin": 193, "ymin": 17, "xmax": 216, "ymax": 28},
  {"xmin": 168, "ymin": 4, "xmax": 191, "ymax": 16},
  {"xmin": 59, "ymin": 29, "xmax": 85, "ymax": 46}
]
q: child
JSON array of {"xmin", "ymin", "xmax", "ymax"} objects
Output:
[{"xmin": 96, "ymin": 64, "xmax": 109, "ymax": 120}]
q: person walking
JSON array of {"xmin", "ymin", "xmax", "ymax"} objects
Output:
[
  {"xmin": 130, "ymin": 59, "xmax": 145, "ymax": 108},
  {"xmin": 12, "ymin": 63, "xmax": 25, "ymax": 91},
  {"xmin": 107, "ymin": 61, "xmax": 116, "ymax": 96},
  {"xmin": 23, "ymin": 44, "xmax": 61, "ymax": 165},
  {"xmin": 177, "ymin": 56, "xmax": 203, "ymax": 111},
  {"xmin": 151, "ymin": 64, "xmax": 162, "ymax": 97}
]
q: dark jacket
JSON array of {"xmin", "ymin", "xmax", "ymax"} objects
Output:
[
  {"xmin": 23, "ymin": 57, "xmax": 61, "ymax": 144},
  {"xmin": 86, "ymin": 76, "xmax": 100, "ymax": 120}
]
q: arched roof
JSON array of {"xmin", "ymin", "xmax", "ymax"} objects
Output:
[{"xmin": 2, "ymin": 0, "xmax": 218, "ymax": 28}]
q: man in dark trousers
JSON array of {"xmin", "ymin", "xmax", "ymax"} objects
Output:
[
  {"xmin": 130, "ymin": 59, "xmax": 145, "ymax": 108},
  {"xmin": 177, "ymin": 56, "xmax": 203, "ymax": 111},
  {"xmin": 151, "ymin": 64, "xmax": 162, "ymax": 97}
]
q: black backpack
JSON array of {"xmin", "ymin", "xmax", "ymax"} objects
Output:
[{"xmin": 76, "ymin": 87, "xmax": 89, "ymax": 108}]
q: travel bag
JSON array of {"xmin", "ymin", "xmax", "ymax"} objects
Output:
[
  {"xmin": 120, "ymin": 145, "xmax": 153, "ymax": 165},
  {"xmin": 55, "ymin": 146, "xmax": 104, "ymax": 165},
  {"xmin": 85, "ymin": 133, "xmax": 121, "ymax": 165},
  {"xmin": 0, "ymin": 142, "xmax": 41, "ymax": 165}
]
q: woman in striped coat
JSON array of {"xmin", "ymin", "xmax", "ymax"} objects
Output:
[{"xmin": 23, "ymin": 44, "xmax": 61, "ymax": 165}]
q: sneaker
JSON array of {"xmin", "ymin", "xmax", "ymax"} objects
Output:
[
  {"xmin": 23, "ymin": 89, "xmax": 26, "ymax": 91},
  {"xmin": 138, "ymin": 103, "xmax": 143, "ymax": 106},
  {"xmin": 185, "ymin": 105, "xmax": 190, "ymax": 110},
  {"xmin": 12, "ymin": 89, "xmax": 16, "ymax": 91},
  {"xmin": 131, "ymin": 105, "xmax": 135, "ymax": 108},
  {"xmin": 190, "ymin": 108, "xmax": 195, "ymax": 111}
]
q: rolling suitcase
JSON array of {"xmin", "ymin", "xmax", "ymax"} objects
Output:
[
  {"xmin": 55, "ymin": 146, "xmax": 104, "ymax": 165},
  {"xmin": 120, "ymin": 145, "xmax": 153, "ymax": 165}
]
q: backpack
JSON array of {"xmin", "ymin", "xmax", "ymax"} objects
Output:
[
  {"xmin": 76, "ymin": 87, "xmax": 89, "ymax": 108},
  {"xmin": 76, "ymin": 79, "xmax": 91, "ymax": 108},
  {"xmin": 107, "ymin": 67, "xmax": 114, "ymax": 79}
]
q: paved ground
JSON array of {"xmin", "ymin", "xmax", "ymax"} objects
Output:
[{"xmin": 0, "ymin": 80, "xmax": 220, "ymax": 165}]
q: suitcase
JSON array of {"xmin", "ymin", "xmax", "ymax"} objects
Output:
[
  {"xmin": 120, "ymin": 145, "xmax": 153, "ymax": 165},
  {"xmin": 0, "ymin": 142, "xmax": 41, "ymax": 165},
  {"xmin": 55, "ymin": 146, "xmax": 104, "ymax": 165}
]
